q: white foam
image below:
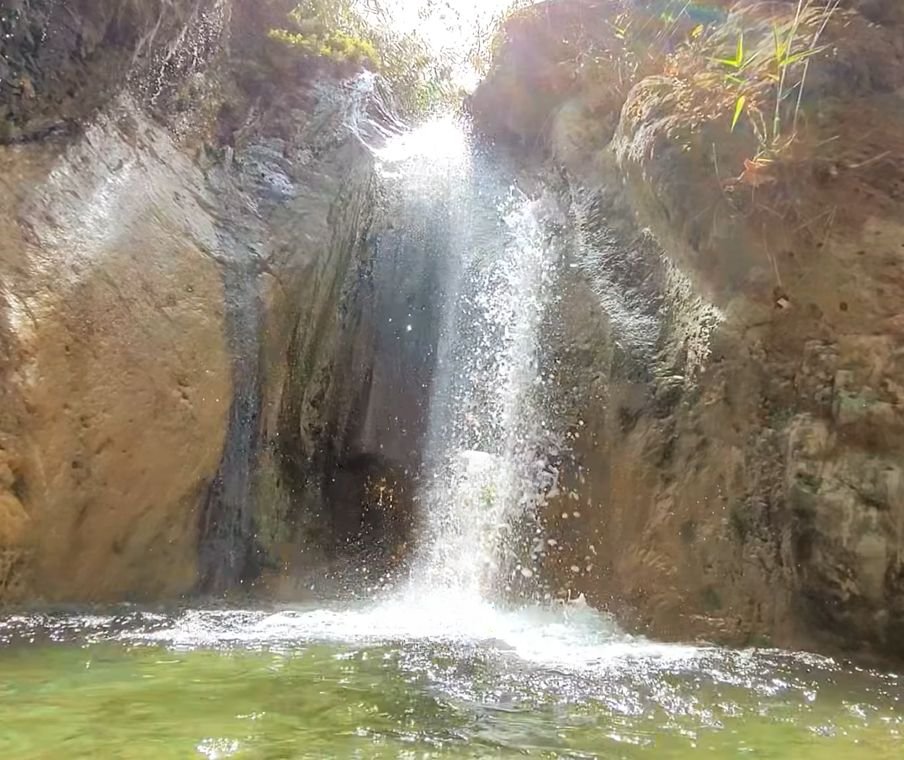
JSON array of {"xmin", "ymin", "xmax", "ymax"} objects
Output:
[{"xmin": 129, "ymin": 594, "xmax": 705, "ymax": 672}]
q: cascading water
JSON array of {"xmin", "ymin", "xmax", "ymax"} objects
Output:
[
  {"xmin": 4, "ymin": 106, "xmax": 900, "ymax": 760},
  {"xmin": 5, "ymin": 2, "xmax": 904, "ymax": 755},
  {"xmin": 141, "ymin": 111, "xmax": 616, "ymax": 650},
  {"xmin": 372, "ymin": 116, "xmax": 560, "ymax": 602}
]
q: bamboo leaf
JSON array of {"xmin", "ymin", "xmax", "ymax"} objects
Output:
[
  {"xmin": 712, "ymin": 33, "xmax": 746, "ymax": 70},
  {"xmin": 731, "ymin": 95, "xmax": 747, "ymax": 132},
  {"xmin": 772, "ymin": 25, "xmax": 785, "ymax": 65},
  {"xmin": 783, "ymin": 45, "xmax": 828, "ymax": 66}
]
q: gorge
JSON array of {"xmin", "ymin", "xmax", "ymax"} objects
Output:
[{"xmin": 1, "ymin": 0, "xmax": 903, "ymax": 756}]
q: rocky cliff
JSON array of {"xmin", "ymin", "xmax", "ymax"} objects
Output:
[
  {"xmin": 0, "ymin": 0, "xmax": 420, "ymax": 603},
  {"xmin": 4, "ymin": 0, "xmax": 903, "ymax": 666},
  {"xmin": 474, "ymin": 0, "xmax": 904, "ymax": 661}
]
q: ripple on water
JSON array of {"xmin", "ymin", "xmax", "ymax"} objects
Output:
[{"xmin": 0, "ymin": 599, "xmax": 901, "ymax": 759}]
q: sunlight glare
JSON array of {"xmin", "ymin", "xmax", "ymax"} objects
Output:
[
  {"xmin": 358, "ymin": 0, "xmax": 535, "ymax": 89},
  {"xmin": 375, "ymin": 114, "xmax": 469, "ymax": 163}
]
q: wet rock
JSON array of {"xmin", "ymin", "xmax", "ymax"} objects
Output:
[
  {"xmin": 0, "ymin": 0, "xmax": 412, "ymax": 602},
  {"xmin": 475, "ymin": 0, "xmax": 904, "ymax": 662},
  {"xmin": 786, "ymin": 413, "xmax": 904, "ymax": 648}
]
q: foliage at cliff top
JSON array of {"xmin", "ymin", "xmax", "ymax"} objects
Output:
[
  {"xmin": 266, "ymin": 0, "xmax": 457, "ymax": 117},
  {"xmin": 268, "ymin": 1, "xmax": 379, "ymax": 67},
  {"xmin": 479, "ymin": 0, "xmax": 904, "ymax": 187}
]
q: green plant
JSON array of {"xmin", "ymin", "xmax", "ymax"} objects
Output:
[
  {"xmin": 712, "ymin": 32, "xmax": 747, "ymax": 72},
  {"xmin": 769, "ymin": 0, "xmax": 833, "ymax": 143},
  {"xmin": 731, "ymin": 94, "xmax": 747, "ymax": 132},
  {"xmin": 691, "ymin": 0, "xmax": 841, "ymax": 160},
  {"xmin": 268, "ymin": 27, "xmax": 378, "ymax": 66},
  {"xmin": 269, "ymin": 0, "xmax": 380, "ymax": 66},
  {"xmin": 268, "ymin": 0, "xmax": 458, "ymax": 117}
]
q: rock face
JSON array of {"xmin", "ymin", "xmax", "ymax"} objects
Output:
[
  {"xmin": 0, "ymin": 102, "xmax": 232, "ymax": 601},
  {"xmin": 0, "ymin": 0, "xmax": 239, "ymax": 602},
  {"xmin": 0, "ymin": 0, "xmax": 419, "ymax": 602},
  {"xmin": 475, "ymin": 0, "xmax": 904, "ymax": 660}
]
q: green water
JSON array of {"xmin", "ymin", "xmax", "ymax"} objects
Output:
[{"xmin": 0, "ymin": 602, "xmax": 901, "ymax": 759}]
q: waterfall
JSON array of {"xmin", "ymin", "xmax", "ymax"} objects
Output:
[{"xmin": 373, "ymin": 117, "xmax": 560, "ymax": 602}]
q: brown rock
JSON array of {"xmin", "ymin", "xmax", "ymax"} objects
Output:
[
  {"xmin": 476, "ymin": 0, "xmax": 904, "ymax": 662},
  {"xmin": 0, "ymin": 101, "xmax": 232, "ymax": 602},
  {"xmin": 0, "ymin": 492, "xmax": 28, "ymax": 547}
]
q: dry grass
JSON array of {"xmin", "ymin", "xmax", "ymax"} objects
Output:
[
  {"xmin": 668, "ymin": 1, "xmax": 845, "ymax": 161},
  {"xmin": 642, "ymin": 0, "xmax": 904, "ymax": 233}
]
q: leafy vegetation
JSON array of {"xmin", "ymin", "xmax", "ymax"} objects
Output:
[
  {"xmin": 681, "ymin": 0, "xmax": 842, "ymax": 160},
  {"xmin": 266, "ymin": 0, "xmax": 458, "ymax": 117},
  {"xmin": 267, "ymin": 1, "xmax": 379, "ymax": 67},
  {"xmin": 489, "ymin": 0, "xmax": 848, "ymax": 172}
]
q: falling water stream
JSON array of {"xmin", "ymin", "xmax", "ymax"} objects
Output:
[
  {"xmin": 1, "ymin": 116, "xmax": 902, "ymax": 758},
  {"xmin": 388, "ymin": 117, "xmax": 559, "ymax": 599}
]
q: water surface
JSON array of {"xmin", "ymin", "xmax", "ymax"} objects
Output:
[{"xmin": 1, "ymin": 598, "xmax": 901, "ymax": 759}]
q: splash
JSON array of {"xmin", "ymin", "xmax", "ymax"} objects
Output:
[{"xmin": 412, "ymin": 194, "xmax": 559, "ymax": 597}]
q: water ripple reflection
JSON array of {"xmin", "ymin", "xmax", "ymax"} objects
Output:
[{"xmin": 0, "ymin": 600, "xmax": 901, "ymax": 758}]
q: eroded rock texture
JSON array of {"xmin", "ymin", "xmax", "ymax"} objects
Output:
[
  {"xmin": 475, "ymin": 0, "xmax": 904, "ymax": 660},
  {"xmin": 0, "ymin": 102, "xmax": 232, "ymax": 601},
  {"xmin": 0, "ymin": 0, "xmax": 420, "ymax": 602}
]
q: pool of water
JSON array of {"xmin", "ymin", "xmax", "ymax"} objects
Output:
[{"xmin": 0, "ymin": 594, "xmax": 901, "ymax": 759}]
